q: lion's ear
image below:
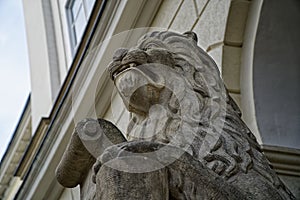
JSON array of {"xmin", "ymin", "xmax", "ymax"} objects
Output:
[{"xmin": 183, "ymin": 31, "xmax": 198, "ymax": 43}]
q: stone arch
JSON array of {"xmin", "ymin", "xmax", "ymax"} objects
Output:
[{"xmin": 222, "ymin": 0, "xmax": 263, "ymax": 143}]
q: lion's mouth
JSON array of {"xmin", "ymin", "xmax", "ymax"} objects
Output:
[{"xmin": 109, "ymin": 62, "xmax": 141, "ymax": 80}]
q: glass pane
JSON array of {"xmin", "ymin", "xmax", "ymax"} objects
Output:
[
  {"xmin": 74, "ymin": 6, "xmax": 87, "ymax": 45},
  {"xmin": 84, "ymin": 0, "xmax": 95, "ymax": 16},
  {"xmin": 71, "ymin": 0, "xmax": 82, "ymax": 20}
]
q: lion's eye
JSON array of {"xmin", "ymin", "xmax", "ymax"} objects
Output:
[{"xmin": 174, "ymin": 65, "xmax": 184, "ymax": 73}]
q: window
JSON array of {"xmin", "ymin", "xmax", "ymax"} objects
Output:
[{"xmin": 66, "ymin": 0, "xmax": 95, "ymax": 53}]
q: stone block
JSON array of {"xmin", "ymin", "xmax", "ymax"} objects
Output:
[
  {"xmin": 222, "ymin": 45, "xmax": 241, "ymax": 92},
  {"xmin": 195, "ymin": 0, "xmax": 209, "ymax": 16},
  {"xmin": 193, "ymin": 0, "xmax": 231, "ymax": 50},
  {"xmin": 225, "ymin": 0, "xmax": 250, "ymax": 46},
  {"xmin": 151, "ymin": 0, "xmax": 183, "ymax": 28},
  {"xmin": 170, "ymin": 0, "xmax": 207, "ymax": 32}
]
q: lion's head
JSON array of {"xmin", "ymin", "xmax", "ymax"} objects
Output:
[{"xmin": 107, "ymin": 31, "xmax": 281, "ymax": 185}]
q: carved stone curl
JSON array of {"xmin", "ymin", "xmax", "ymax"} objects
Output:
[{"xmin": 56, "ymin": 31, "xmax": 295, "ymax": 199}]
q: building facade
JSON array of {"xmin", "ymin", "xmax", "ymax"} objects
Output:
[{"xmin": 0, "ymin": 0, "xmax": 299, "ymax": 199}]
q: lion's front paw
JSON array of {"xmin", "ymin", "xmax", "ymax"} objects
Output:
[
  {"xmin": 92, "ymin": 159, "xmax": 101, "ymax": 184},
  {"xmin": 100, "ymin": 141, "xmax": 165, "ymax": 163},
  {"xmin": 92, "ymin": 141, "xmax": 168, "ymax": 182}
]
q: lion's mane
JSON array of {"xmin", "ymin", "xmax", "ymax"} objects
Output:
[{"xmin": 125, "ymin": 31, "xmax": 288, "ymax": 194}]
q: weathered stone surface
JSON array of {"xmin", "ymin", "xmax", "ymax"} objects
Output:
[
  {"xmin": 95, "ymin": 141, "xmax": 244, "ymax": 199},
  {"xmin": 55, "ymin": 128, "xmax": 95, "ymax": 188},
  {"xmin": 56, "ymin": 31, "xmax": 295, "ymax": 199},
  {"xmin": 195, "ymin": 0, "xmax": 209, "ymax": 16},
  {"xmin": 55, "ymin": 118, "xmax": 126, "ymax": 187},
  {"xmin": 96, "ymin": 159, "xmax": 168, "ymax": 199}
]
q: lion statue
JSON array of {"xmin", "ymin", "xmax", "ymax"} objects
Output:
[{"xmin": 56, "ymin": 31, "xmax": 295, "ymax": 199}]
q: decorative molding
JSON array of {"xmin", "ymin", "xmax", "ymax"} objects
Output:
[
  {"xmin": 240, "ymin": 0, "xmax": 263, "ymax": 143},
  {"xmin": 42, "ymin": 0, "xmax": 61, "ymax": 100},
  {"xmin": 14, "ymin": 118, "xmax": 50, "ymax": 178},
  {"xmin": 262, "ymin": 145, "xmax": 300, "ymax": 177},
  {"xmin": 0, "ymin": 96, "xmax": 31, "ymax": 199}
]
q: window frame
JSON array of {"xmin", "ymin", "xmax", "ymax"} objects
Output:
[{"xmin": 65, "ymin": 0, "xmax": 95, "ymax": 55}]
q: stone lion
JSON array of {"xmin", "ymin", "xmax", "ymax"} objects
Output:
[
  {"xmin": 97, "ymin": 31, "xmax": 294, "ymax": 199},
  {"xmin": 56, "ymin": 31, "xmax": 295, "ymax": 199}
]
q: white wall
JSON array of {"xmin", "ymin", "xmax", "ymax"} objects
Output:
[{"xmin": 23, "ymin": 0, "xmax": 54, "ymax": 133}]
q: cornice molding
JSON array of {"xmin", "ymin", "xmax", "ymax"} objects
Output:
[
  {"xmin": 0, "ymin": 95, "xmax": 31, "ymax": 199},
  {"xmin": 14, "ymin": 118, "xmax": 50, "ymax": 178},
  {"xmin": 262, "ymin": 145, "xmax": 300, "ymax": 177}
]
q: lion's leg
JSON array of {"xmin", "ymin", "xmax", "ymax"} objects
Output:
[
  {"xmin": 95, "ymin": 159, "xmax": 169, "ymax": 200},
  {"xmin": 166, "ymin": 151, "xmax": 245, "ymax": 200},
  {"xmin": 93, "ymin": 141, "xmax": 244, "ymax": 200}
]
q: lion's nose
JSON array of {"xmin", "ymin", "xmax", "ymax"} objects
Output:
[{"xmin": 113, "ymin": 48, "xmax": 128, "ymax": 61}]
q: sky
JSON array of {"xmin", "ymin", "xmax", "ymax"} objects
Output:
[{"xmin": 0, "ymin": 0, "xmax": 30, "ymax": 161}]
